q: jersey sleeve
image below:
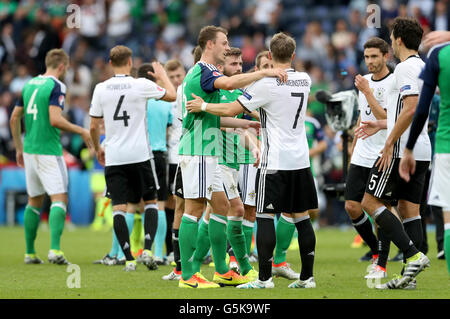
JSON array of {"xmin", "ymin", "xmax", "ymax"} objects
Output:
[
  {"xmin": 236, "ymin": 79, "xmax": 269, "ymax": 112},
  {"xmin": 419, "ymin": 44, "xmax": 442, "ymax": 89},
  {"xmin": 137, "ymin": 78, "xmax": 166, "ymax": 100},
  {"xmin": 49, "ymin": 81, "xmax": 66, "ymax": 109},
  {"xmin": 199, "ymin": 63, "xmax": 224, "ymax": 93},
  {"xmin": 89, "ymin": 84, "xmax": 103, "ymax": 118},
  {"xmin": 15, "ymin": 94, "xmax": 24, "ymax": 108},
  {"xmin": 395, "ymin": 63, "xmax": 421, "ymax": 98}
]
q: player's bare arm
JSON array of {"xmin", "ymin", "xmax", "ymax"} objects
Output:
[
  {"xmin": 89, "ymin": 116, "xmax": 105, "ymax": 166},
  {"xmin": 354, "ymin": 119, "xmax": 387, "ymax": 139},
  {"xmin": 220, "ymin": 117, "xmax": 260, "ymax": 130},
  {"xmin": 354, "ymin": 75, "xmax": 387, "ymax": 120},
  {"xmin": 9, "ymin": 106, "xmax": 25, "ymax": 167},
  {"xmin": 213, "ymin": 67, "xmax": 287, "ymax": 91},
  {"xmin": 187, "ymin": 93, "xmax": 243, "ymax": 117},
  {"xmin": 49, "ymin": 106, "xmax": 94, "ymax": 152},
  {"xmin": 237, "ymin": 129, "xmax": 260, "ymax": 168},
  {"xmin": 376, "ymin": 95, "xmax": 419, "ymax": 172},
  {"xmin": 148, "ymin": 61, "xmax": 177, "ymax": 102}
]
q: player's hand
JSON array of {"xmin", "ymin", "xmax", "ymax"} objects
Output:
[
  {"xmin": 354, "ymin": 74, "xmax": 370, "ymax": 94},
  {"xmin": 186, "ymin": 93, "xmax": 204, "ymax": 113},
  {"xmin": 246, "ymin": 120, "xmax": 260, "ymax": 131},
  {"xmin": 148, "ymin": 61, "xmax": 167, "ymax": 81},
  {"xmin": 96, "ymin": 148, "xmax": 105, "ymax": 167},
  {"xmin": 423, "ymin": 31, "xmax": 450, "ymax": 50},
  {"xmin": 399, "ymin": 148, "xmax": 415, "ymax": 182},
  {"xmin": 16, "ymin": 149, "xmax": 24, "ymax": 168},
  {"xmin": 354, "ymin": 120, "xmax": 381, "ymax": 139},
  {"xmin": 263, "ymin": 68, "xmax": 288, "ymax": 83},
  {"xmin": 252, "ymin": 147, "xmax": 260, "ymax": 168},
  {"xmin": 376, "ymin": 143, "xmax": 393, "ymax": 172},
  {"xmin": 81, "ymin": 129, "xmax": 95, "ymax": 153}
]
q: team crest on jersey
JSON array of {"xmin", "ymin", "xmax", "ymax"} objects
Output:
[
  {"xmin": 375, "ymin": 87, "xmax": 385, "ymax": 99},
  {"xmin": 59, "ymin": 95, "xmax": 65, "ymax": 106}
]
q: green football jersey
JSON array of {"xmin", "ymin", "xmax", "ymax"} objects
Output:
[
  {"xmin": 418, "ymin": 43, "xmax": 450, "ymax": 154},
  {"xmin": 19, "ymin": 75, "xmax": 66, "ymax": 156},
  {"xmin": 219, "ymin": 89, "xmax": 243, "ymax": 170},
  {"xmin": 435, "ymin": 45, "xmax": 450, "ymax": 154},
  {"xmin": 178, "ymin": 62, "xmax": 223, "ymax": 156}
]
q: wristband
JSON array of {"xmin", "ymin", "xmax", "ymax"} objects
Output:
[{"xmin": 201, "ymin": 102, "xmax": 208, "ymax": 111}]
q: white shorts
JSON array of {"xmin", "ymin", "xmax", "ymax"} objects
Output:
[
  {"xmin": 221, "ymin": 165, "xmax": 240, "ymax": 200},
  {"xmin": 238, "ymin": 163, "xmax": 258, "ymax": 207},
  {"xmin": 23, "ymin": 153, "xmax": 68, "ymax": 197},
  {"xmin": 179, "ymin": 155, "xmax": 223, "ymax": 200},
  {"xmin": 428, "ymin": 153, "xmax": 450, "ymax": 211}
]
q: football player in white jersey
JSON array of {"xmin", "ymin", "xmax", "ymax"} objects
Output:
[
  {"xmin": 357, "ymin": 18, "xmax": 431, "ymax": 289},
  {"xmin": 187, "ymin": 32, "xmax": 318, "ymax": 289},
  {"xmin": 344, "ymin": 37, "xmax": 395, "ymax": 279},
  {"xmin": 89, "ymin": 45, "xmax": 176, "ymax": 271}
]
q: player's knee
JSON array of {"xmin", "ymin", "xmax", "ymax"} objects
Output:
[{"xmin": 345, "ymin": 201, "xmax": 361, "ymax": 219}]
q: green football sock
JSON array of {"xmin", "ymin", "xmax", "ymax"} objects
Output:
[
  {"xmin": 179, "ymin": 214, "xmax": 199, "ymax": 280},
  {"xmin": 242, "ymin": 219, "xmax": 254, "ymax": 255},
  {"xmin": 445, "ymin": 224, "xmax": 450, "ymax": 276},
  {"xmin": 274, "ymin": 214, "xmax": 296, "ymax": 265},
  {"xmin": 227, "ymin": 217, "xmax": 252, "ymax": 275},
  {"xmin": 208, "ymin": 214, "xmax": 229, "ymax": 274},
  {"xmin": 49, "ymin": 202, "xmax": 67, "ymax": 251},
  {"xmin": 24, "ymin": 205, "xmax": 41, "ymax": 254},
  {"xmin": 192, "ymin": 218, "xmax": 210, "ymax": 273}
]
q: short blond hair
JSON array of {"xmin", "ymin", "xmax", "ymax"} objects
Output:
[
  {"xmin": 45, "ymin": 49, "xmax": 69, "ymax": 69},
  {"xmin": 164, "ymin": 59, "xmax": 184, "ymax": 72},
  {"xmin": 269, "ymin": 33, "xmax": 296, "ymax": 63},
  {"xmin": 109, "ymin": 45, "xmax": 132, "ymax": 67}
]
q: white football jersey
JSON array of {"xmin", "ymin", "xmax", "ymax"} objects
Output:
[
  {"xmin": 351, "ymin": 73, "xmax": 395, "ymax": 168},
  {"xmin": 167, "ymin": 85, "xmax": 183, "ymax": 164},
  {"xmin": 89, "ymin": 74, "xmax": 166, "ymax": 166},
  {"xmin": 389, "ymin": 56, "xmax": 431, "ymax": 160},
  {"xmin": 237, "ymin": 69, "xmax": 311, "ymax": 170}
]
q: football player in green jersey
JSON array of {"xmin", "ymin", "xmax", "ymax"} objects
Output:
[
  {"xmin": 10, "ymin": 49, "xmax": 93, "ymax": 265},
  {"xmin": 177, "ymin": 25, "xmax": 287, "ymax": 288},
  {"xmin": 190, "ymin": 47, "xmax": 260, "ymax": 283}
]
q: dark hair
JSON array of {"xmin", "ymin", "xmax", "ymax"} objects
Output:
[
  {"xmin": 225, "ymin": 47, "xmax": 242, "ymax": 57},
  {"xmin": 197, "ymin": 26, "xmax": 228, "ymax": 51},
  {"xmin": 137, "ymin": 63, "xmax": 155, "ymax": 82},
  {"xmin": 364, "ymin": 37, "xmax": 389, "ymax": 55},
  {"xmin": 391, "ymin": 17, "xmax": 423, "ymax": 51}
]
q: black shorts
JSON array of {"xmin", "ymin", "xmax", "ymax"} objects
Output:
[
  {"xmin": 255, "ymin": 167, "xmax": 318, "ymax": 213},
  {"xmin": 365, "ymin": 157, "xmax": 429, "ymax": 204},
  {"xmin": 153, "ymin": 151, "xmax": 168, "ymax": 201},
  {"xmin": 105, "ymin": 160, "xmax": 158, "ymax": 206},
  {"xmin": 344, "ymin": 164, "xmax": 372, "ymax": 202},
  {"xmin": 174, "ymin": 163, "xmax": 184, "ymax": 199},
  {"xmin": 168, "ymin": 163, "xmax": 178, "ymax": 195}
]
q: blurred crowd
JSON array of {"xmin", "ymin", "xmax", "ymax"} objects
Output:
[{"xmin": 0, "ymin": 0, "xmax": 448, "ymax": 226}]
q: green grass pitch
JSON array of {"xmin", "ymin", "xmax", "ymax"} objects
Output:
[{"xmin": 0, "ymin": 226, "xmax": 448, "ymax": 299}]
